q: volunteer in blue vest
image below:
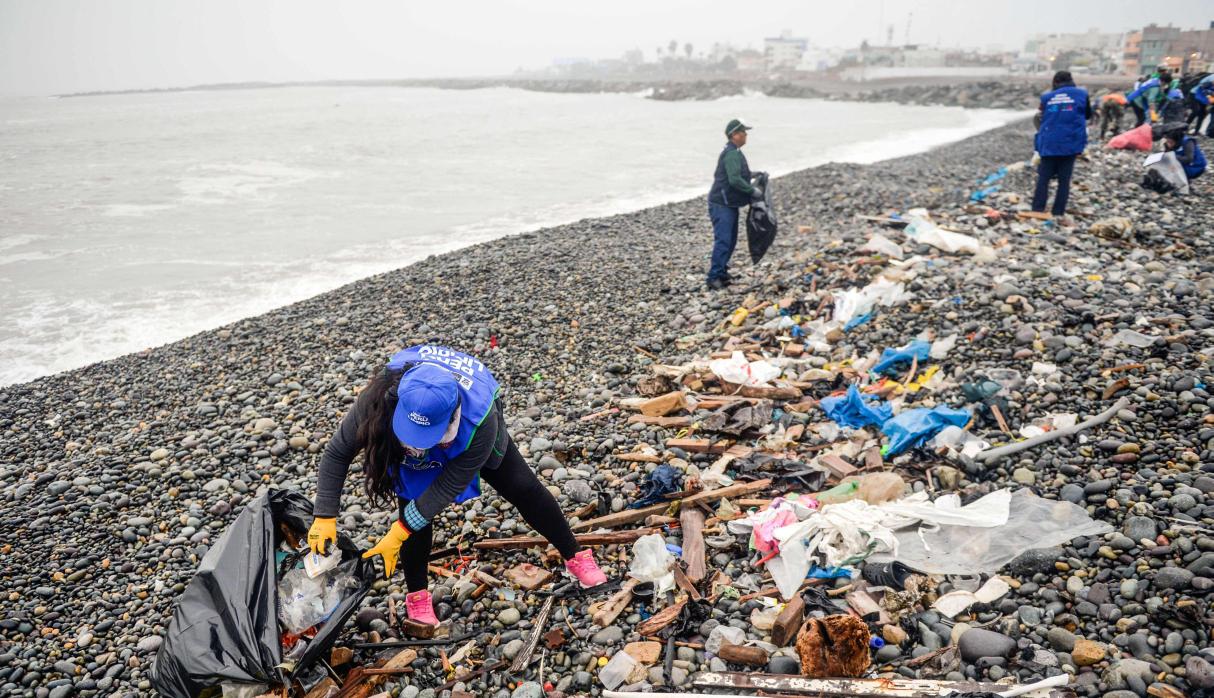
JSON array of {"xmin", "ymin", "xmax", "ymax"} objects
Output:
[
  {"xmin": 1190, "ymin": 74, "xmax": 1213, "ymax": 136},
  {"xmin": 706, "ymin": 118, "xmax": 759, "ymax": 290},
  {"xmin": 306, "ymin": 345, "xmax": 607, "ymax": 625},
  {"xmin": 1032, "ymin": 71, "xmax": 1092, "ymax": 219},
  {"xmin": 1164, "ymin": 126, "xmax": 1207, "ymax": 182}
]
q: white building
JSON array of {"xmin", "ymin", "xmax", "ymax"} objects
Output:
[{"xmin": 764, "ymin": 31, "xmax": 809, "ymax": 71}]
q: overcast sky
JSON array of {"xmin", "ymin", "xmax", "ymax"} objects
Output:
[{"xmin": 1, "ymin": 0, "xmax": 1210, "ymax": 96}]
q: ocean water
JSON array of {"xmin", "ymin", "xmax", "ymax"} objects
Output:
[{"xmin": 0, "ymin": 86, "xmax": 1026, "ymax": 386}]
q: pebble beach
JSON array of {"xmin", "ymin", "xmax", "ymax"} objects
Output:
[{"xmin": 2, "ymin": 117, "xmax": 1213, "ymax": 698}]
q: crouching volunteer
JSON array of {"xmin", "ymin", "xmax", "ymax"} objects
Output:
[{"xmin": 306, "ymin": 345, "xmax": 607, "ymax": 625}]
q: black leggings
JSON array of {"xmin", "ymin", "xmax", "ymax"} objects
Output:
[{"xmin": 396, "ymin": 438, "xmax": 580, "ymax": 592}]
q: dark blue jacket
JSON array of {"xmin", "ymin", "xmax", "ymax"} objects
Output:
[
  {"xmin": 708, "ymin": 142, "xmax": 752, "ymax": 208},
  {"xmin": 1035, "ymin": 84, "xmax": 1090, "ymax": 157}
]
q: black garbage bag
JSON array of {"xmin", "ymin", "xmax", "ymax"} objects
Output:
[
  {"xmin": 746, "ymin": 171, "xmax": 778, "ymax": 264},
  {"xmin": 149, "ymin": 489, "xmax": 374, "ymax": 698}
]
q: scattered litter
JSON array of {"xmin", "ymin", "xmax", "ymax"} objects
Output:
[
  {"xmin": 860, "ymin": 233, "xmax": 904, "ymax": 259},
  {"xmin": 1104, "ymin": 328, "xmax": 1157, "ymax": 348},
  {"xmin": 628, "ymin": 533, "xmax": 676, "ymax": 594},
  {"xmin": 881, "ymin": 405, "xmax": 971, "ymax": 457},
  {"xmin": 932, "ymin": 577, "xmax": 1011, "ymax": 618},
  {"xmin": 709, "ymin": 351, "xmax": 781, "ymax": 387},
  {"xmin": 872, "ymin": 339, "xmax": 931, "ymax": 376},
  {"xmin": 819, "ymin": 384, "xmax": 893, "ymax": 429}
]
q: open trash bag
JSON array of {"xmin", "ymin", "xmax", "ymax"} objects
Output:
[
  {"xmin": 150, "ymin": 489, "xmax": 374, "ymax": 698},
  {"xmin": 746, "ymin": 172, "xmax": 778, "ymax": 264},
  {"xmin": 1141, "ymin": 151, "xmax": 1191, "ymax": 195}
]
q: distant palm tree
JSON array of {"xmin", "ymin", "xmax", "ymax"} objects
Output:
[
  {"xmin": 668, "ymin": 39, "xmax": 678, "ymax": 57},
  {"xmin": 684, "ymin": 43, "xmax": 693, "ymax": 59}
]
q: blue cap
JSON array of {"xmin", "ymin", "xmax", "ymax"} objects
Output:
[{"xmin": 391, "ymin": 364, "xmax": 459, "ymax": 449}]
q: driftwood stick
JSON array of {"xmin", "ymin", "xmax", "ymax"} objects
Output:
[
  {"xmin": 679, "ymin": 508, "xmax": 706, "ymax": 582},
  {"xmin": 509, "ymin": 596, "xmax": 554, "ymax": 673},
  {"xmin": 975, "ymin": 397, "xmax": 1129, "ymax": 464}
]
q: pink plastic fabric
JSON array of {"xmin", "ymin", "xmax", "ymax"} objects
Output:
[{"xmin": 1106, "ymin": 124, "xmax": 1152, "ymax": 151}]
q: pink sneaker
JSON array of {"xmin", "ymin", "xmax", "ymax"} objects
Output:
[
  {"xmin": 405, "ymin": 589, "xmax": 439, "ymax": 625},
  {"xmin": 565, "ymin": 549, "xmax": 608, "ymax": 588}
]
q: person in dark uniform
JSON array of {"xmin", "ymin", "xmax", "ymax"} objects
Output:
[{"xmin": 706, "ymin": 118, "xmax": 758, "ymax": 290}]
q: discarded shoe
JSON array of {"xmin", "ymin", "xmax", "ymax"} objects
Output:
[
  {"xmin": 565, "ymin": 549, "xmax": 608, "ymax": 588},
  {"xmin": 405, "ymin": 589, "xmax": 439, "ymax": 625},
  {"xmin": 861, "ymin": 560, "xmax": 913, "ymax": 590}
]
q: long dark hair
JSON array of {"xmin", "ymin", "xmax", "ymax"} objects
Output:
[{"xmin": 357, "ymin": 367, "xmax": 405, "ymax": 508}]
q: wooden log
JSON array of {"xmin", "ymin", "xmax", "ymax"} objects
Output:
[
  {"xmin": 679, "ymin": 508, "xmax": 706, "ymax": 582},
  {"xmin": 509, "ymin": 596, "xmax": 554, "ymax": 673},
  {"xmin": 671, "ymin": 563, "xmax": 702, "ymax": 602},
  {"xmin": 472, "ymin": 528, "xmax": 656, "ymax": 550},
  {"xmin": 770, "ymin": 596, "xmax": 805, "ymax": 647},
  {"xmin": 718, "ymin": 643, "xmax": 769, "ymax": 667},
  {"xmin": 616, "ymin": 451, "xmax": 663, "ymax": 463},
  {"xmin": 572, "ymin": 479, "xmax": 773, "ymax": 532}
]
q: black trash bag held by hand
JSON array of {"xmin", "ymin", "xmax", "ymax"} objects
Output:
[
  {"xmin": 149, "ymin": 489, "xmax": 373, "ymax": 698},
  {"xmin": 746, "ymin": 171, "xmax": 778, "ymax": 264}
]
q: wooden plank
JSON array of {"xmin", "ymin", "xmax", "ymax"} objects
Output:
[
  {"xmin": 508, "ymin": 596, "xmax": 554, "ymax": 673},
  {"xmin": 472, "ymin": 528, "xmax": 656, "ymax": 550},
  {"xmin": 615, "ymin": 451, "xmax": 663, "ymax": 463},
  {"xmin": 572, "ymin": 479, "xmax": 773, "ymax": 532},
  {"xmin": 691, "ymin": 672, "xmax": 1016, "ymax": 696},
  {"xmin": 671, "ymin": 563, "xmax": 703, "ymax": 602},
  {"xmin": 819, "ymin": 454, "xmax": 858, "ymax": 480},
  {"xmin": 718, "ymin": 643, "xmax": 769, "ymax": 666},
  {"xmin": 665, "ymin": 437, "xmax": 730, "ymax": 454},
  {"xmin": 640, "ymin": 391, "xmax": 688, "ymax": 417},
  {"xmin": 627, "ymin": 414, "xmax": 693, "ymax": 428},
  {"xmin": 591, "ymin": 578, "xmax": 638, "ymax": 627},
  {"xmin": 679, "ymin": 508, "xmax": 706, "ymax": 582},
  {"xmin": 770, "ymin": 595, "xmax": 804, "ymax": 647}
]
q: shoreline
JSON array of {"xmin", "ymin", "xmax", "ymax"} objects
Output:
[
  {"xmin": 51, "ymin": 74, "xmax": 1122, "ymax": 110},
  {"xmin": 4, "ymin": 119, "xmax": 1213, "ymax": 696}
]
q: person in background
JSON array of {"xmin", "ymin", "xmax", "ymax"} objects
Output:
[
  {"xmin": 307, "ymin": 345, "xmax": 608, "ymax": 626},
  {"xmin": 706, "ymin": 118, "xmax": 758, "ymax": 290},
  {"xmin": 1032, "ymin": 71, "xmax": 1092, "ymax": 221},
  {"xmin": 1189, "ymin": 73, "xmax": 1213, "ymax": 136},
  {"xmin": 1164, "ymin": 126, "xmax": 1207, "ymax": 182},
  {"xmin": 1160, "ymin": 85, "xmax": 1188, "ymax": 124},
  {"xmin": 1099, "ymin": 91, "xmax": 1127, "ymax": 139},
  {"xmin": 1127, "ymin": 73, "xmax": 1154, "ymax": 127}
]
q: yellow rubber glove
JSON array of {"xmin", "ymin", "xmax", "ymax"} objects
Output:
[
  {"xmin": 362, "ymin": 520, "xmax": 411, "ymax": 578},
  {"xmin": 307, "ymin": 517, "xmax": 337, "ymax": 556}
]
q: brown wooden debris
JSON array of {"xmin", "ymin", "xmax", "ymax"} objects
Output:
[
  {"xmin": 472, "ymin": 528, "xmax": 656, "ymax": 550},
  {"xmin": 591, "ymin": 578, "xmax": 638, "ymax": 627},
  {"xmin": 508, "ymin": 596, "xmax": 554, "ymax": 673},
  {"xmin": 819, "ymin": 454, "xmax": 858, "ymax": 481},
  {"xmin": 718, "ymin": 642, "xmax": 769, "ymax": 666},
  {"xmin": 1103, "ymin": 376, "xmax": 1131, "ymax": 400},
  {"xmin": 572, "ymin": 478, "xmax": 772, "ymax": 532},
  {"xmin": 679, "ymin": 508, "xmax": 706, "ymax": 582},
  {"xmin": 627, "ymin": 414, "xmax": 693, "ymax": 428},
  {"xmin": 330, "ymin": 646, "xmax": 354, "ymax": 667},
  {"xmin": 664, "ymin": 437, "xmax": 730, "ymax": 454},
  {"xmin": 636, "ymin": 599, "xmax": 687, "ymax": 637},
  {"xmin": 770, "ymin": 595, "xmax": 805, "ymax": 647},
  {"xmin": 615, "ymin": 451, "xmax": 663, "ymax": 463},
  {"xmin": 640, "ymin": 391, "xmax": 688, "ymax": 417},
  {"xmin": 504, "ymin": 563, "xmax": 555, "ymax": 591}
]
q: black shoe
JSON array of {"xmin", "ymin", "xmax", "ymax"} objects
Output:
[{"xmin": 706, "ymin": 278, "xmax": 727, "ymax": 290}]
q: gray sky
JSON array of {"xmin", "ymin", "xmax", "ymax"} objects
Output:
[{"xmin": 1, "ymin": 0, "xmax": 1210, "ymax": 96}]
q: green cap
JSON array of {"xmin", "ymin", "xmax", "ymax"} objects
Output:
[{"xmin": 725, "ymin": 118, "xmax": 751, "ymax": 136}]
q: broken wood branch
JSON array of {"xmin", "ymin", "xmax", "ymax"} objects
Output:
[
  {"xmin": 572, "ymin": 479, "xmax": 772, "ymax": 532},
  {"xmin": 975, "ymin": 397, "xmax": 1130, "ymax": 464},
  {"xmin": 472, "ymin": 528, "xmax": 656, "ymax": 550},
  {"xmin": 509, "ymin": 596, "xmax": 554, "ymax": 673}
]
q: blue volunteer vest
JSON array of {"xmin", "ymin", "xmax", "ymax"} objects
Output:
[
  {"xmin": 385, "ymin": 345, "xmax": 501, "ymax": 503},
  {"xmin": 1180, "ymin": 137, "xmax": 1207, "ymax": 180},
  {"xmin": 1036, "ymin": 85, "xmax": 1089, "ymax": 157}
]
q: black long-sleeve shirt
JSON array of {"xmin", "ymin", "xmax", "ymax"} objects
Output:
[{"xmin": 312, "ymin": 390, "xmax": 509, "ymax": 527}]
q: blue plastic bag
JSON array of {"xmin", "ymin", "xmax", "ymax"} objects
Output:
[
  {"xmin": 819, "ymin": 384, "xmax": 893, "ymax": 429},
  {"xmin": 872, "ymin": 339, "xmax": 931, "ymax": 376},
  {"xmin": 881, "ymin": 405, "xmax": 971, "ymax": 457}
]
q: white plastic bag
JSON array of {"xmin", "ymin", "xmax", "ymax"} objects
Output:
[
  {"xmin": 709, "ymin": 351, "xmax": 781, "ymax": 388},
  {"xmin": 1104, "ymin": 329, "xmax": 1157, "ymax": 348},
  {"xmin": 599, "ymin": 650, "xmax": 638, "ymax": 690},
  {"xmin": 627, "ymin": 533, "xmax": 675, "ymax": 594},
  {"xmin": 705, "ymin": 625, "xmax": 746, "ymax": 655},
  {"xmin": 927, "ymin": 425, "xmax": 990, "ymax": 459},
  {"xmin": 929, "ymin": 334, "xmax": 957, "ymax": 360},
  {"xmin": 904, "ymin": 209, "xmax": 989, "ymax": 256},
  {"xmin": 870, "ymin": 489, "xmax": 1113, "ymax": 575},
  {"xmin": 860, "ymin": 233, "xmax": 904, "ymax": 259}
]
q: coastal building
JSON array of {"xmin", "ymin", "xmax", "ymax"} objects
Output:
[
  {"xmin": 1170, "ymin": 23, "xmax": 1214, "ymax": 73},
  {"xmin": 1123, "ymin": 31, "xmax": 1142, "ymax": 76},
  {"xmin": 1137, "ymin": 24, "xmax": 1181, "ymax": 72},
  {"xmin": 1024, "ymin": 28, "xmax": 1124, "ymax": 73},
  {"xmin": 764, "ymin": 31, "xmax": 808, "ymax": 71}
]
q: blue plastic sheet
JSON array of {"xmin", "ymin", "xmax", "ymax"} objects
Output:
[
  {"xmin": 819, "ymin": 384, "xmax": 893, "ymax": 429},
  {"xmin": 872, "ymin": 339, "xmax": 931, "ymax": 376},
  {"xmin": 881, "ymin": 405, "xmax": 971, "ymax": 457},
  {"xmin": 807, "ymin": 565, "xmax": 854, "ymax": 580},
  {"xmin": 843, "ymin": 312, "xmax": 872, "ymax": 331},
  {"xmin": 629, "ymin": 463, "xmax": 683, "ymax": 508}
]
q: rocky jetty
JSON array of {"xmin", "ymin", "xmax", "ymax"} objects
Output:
[{"xmin": 1, "ymin": 120, "xmax": 1212, "ymax": 698}]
